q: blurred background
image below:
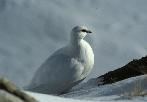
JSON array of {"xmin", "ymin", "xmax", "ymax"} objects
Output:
[{"xmin": 0, "ymin": 0, "xmax": 147, "ymax": 87}]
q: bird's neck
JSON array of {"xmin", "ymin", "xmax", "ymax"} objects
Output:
[
  {"xmin": 68, "ymin": 37, "xmax": 85, "ymax": 56},
  {"xmin": 69, "ymin": 35, "xmax": 82, "ymax": 47}
]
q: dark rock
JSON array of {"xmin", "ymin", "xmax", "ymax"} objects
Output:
[{"xmin": 97, "ymin": 56, "xmax": 147, "ymax": 85}]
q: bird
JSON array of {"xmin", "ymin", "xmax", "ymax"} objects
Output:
[{"xmin": 26, "ymin": 26, "xmax": 94, "ymax": 95}]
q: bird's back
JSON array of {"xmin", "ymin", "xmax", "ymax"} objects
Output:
[{"xmin": 27, "ymin": 47, "xmax": 85, "ymax": 94}]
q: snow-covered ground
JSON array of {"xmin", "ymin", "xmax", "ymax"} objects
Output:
[{"xmin": 26, "ymin": 75, "xmax": 147, "ymax": 102}]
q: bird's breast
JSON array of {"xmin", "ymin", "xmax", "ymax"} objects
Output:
[
  {"xmin": 77, "ymin": 41, "xmax": 94, "ymax": 77},
  {"xmin": 68, "ymin": 40, "xmax": 94, "ymax": 77},
  {"xmin": 80, "ymin": 42, "xmax": 94, "ymax": 65}
]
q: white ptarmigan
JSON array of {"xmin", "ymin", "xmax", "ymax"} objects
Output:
[{"xmin": 27, "ymin": 26, "xmax": 94, "ymax": 95}]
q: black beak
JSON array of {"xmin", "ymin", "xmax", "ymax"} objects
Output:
[
  {"xmin": 81, "ymin": 29, "xmax": 92, "ymax": 33},
  {"xmin": 86, "ymin": 30, "xmax": 92, "ymax": 33}
]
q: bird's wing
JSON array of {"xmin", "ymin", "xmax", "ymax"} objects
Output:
[{"xmin": 29, "ymin": 51, "xmax": 84, "ymax": 90}]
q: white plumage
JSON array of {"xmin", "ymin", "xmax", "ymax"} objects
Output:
[{"xmin": 27, "ymin": 26, "xmax": 94, "ymax": 95}]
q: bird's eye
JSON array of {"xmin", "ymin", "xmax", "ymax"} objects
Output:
[{"xmin": 81, "ymin": 29, "xmax": 87, "ymax": 32}]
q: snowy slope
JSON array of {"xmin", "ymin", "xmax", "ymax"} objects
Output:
[
  {"xmin": 27, "ymin": 92, "xmax": 147, "ymax": 102},
  {"xmin": 0, "ymin": 0, "xmax": 147, "ymax": 87},
  {"xmin": 26, "ymin": 75, "xmax": 147, "ymax": 102},
  {"xmin": 62, "ymin": 75, "xmax": 147, "ymax": 100}
]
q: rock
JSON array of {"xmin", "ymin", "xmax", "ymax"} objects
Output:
[
  {"xmin": 0, "ymin": 77, "xmax": 38, "ymax": 102},
  {"xmin": 0, "ymin": 90, "xmax": 24, "ymax": 102},
  {"xmin": 97, "ymin": 56, "xmax": 147, "ymax": 85}
]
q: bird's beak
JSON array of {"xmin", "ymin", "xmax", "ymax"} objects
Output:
[{"xmin": 86, "ymin": 30, "xmax": 92, "ymax": 33}]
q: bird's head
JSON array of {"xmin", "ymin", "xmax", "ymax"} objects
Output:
[{"xmin": 71, "ymin": 26, "xmax": 92, "ymax": 40}]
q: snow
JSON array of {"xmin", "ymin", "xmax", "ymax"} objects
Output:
[
  {"xmin": 26, "ymin": 75, "xmax": 147, "ymax": 102},
  {"xmin": 62, "ymin": 75, "xmax": 147, "ymax": 100},
  {"xmin": 27, "ymin": 92, "xmax": 91, "ymax": 102}
]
